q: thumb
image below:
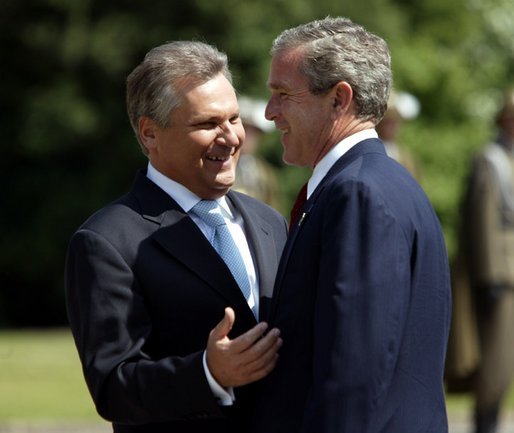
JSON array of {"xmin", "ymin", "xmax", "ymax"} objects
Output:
[{"xmin": 211, "ymin": 307, "xmax": 235, "ymax": 340}]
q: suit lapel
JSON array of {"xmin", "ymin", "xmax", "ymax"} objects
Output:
[
  {"xmin": 269, "ymin": 138, "xmax": 387, "ymax": 324},
  {"xmin": 131, "ymin": 172, "xmax": 256, "ymax": 324},
  {"xmin": 287, "ymin": 138, "xmax": 386, "ymax": 242},
  {"xmin": 268, "ymin": 190, "xmax": 320, "ymax": 324},
  {"xmin": 227, "ymin": 192, "xmax": 278, "ymax": 305}
]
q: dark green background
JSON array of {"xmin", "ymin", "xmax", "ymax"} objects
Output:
[{"xmin": 1, "ymin": 0, "xmax": 512, "ymax": 326}]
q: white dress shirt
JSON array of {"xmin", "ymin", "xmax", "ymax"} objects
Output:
[{"xmin": 147, "ymin": 162, "xmax": 259, "ymax": 405}]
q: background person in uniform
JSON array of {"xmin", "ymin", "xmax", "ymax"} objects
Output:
[
  {"xmin": 252, "ymin": 16, "xmax": 452, "ymax": 433},
  {"xmin": 233, "ymin": 95, "xmax": 280, "ymax": 209},
  {"xmin": 65, "ymin": 41, "xmax": 288, "ymax": 433},
  {"xmin": 376, "ymin": 90, "xmax": 421, "ymax": 180},
  {"xmin": 447, "ymin": 88, "xmax": 514, "ymax": 433}
]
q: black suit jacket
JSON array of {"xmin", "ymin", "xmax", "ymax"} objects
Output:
[
  {"xmin": 65, "ymin": 170, "xmax": 288, "ymax": 433},
  {"xmin": 253, "ymin": 139, "xmax": 452, "ymax": 433}
]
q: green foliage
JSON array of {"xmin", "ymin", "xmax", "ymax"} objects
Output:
[
  {"xmin": 0, "ymin": 0, "xmax": 512, "ymax": 325},
  {"xmin": 400, "ymin": 120, "xmax": 491, "ymax": 257}
]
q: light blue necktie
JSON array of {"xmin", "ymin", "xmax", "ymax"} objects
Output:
[{"xmin": 191, "ymin": 200, "xmax": 252, "ymax": 305}]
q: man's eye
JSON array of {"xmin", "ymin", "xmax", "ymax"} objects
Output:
[
  {"xmin": 230, "ymin": 116, "xmax": 241, "ymax": 124},
  {"xmin": 197, "ymin": 122, "xmax": 217, "ymax": 129}
]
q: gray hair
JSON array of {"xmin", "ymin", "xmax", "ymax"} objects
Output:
[
  {"xmin": 126, "ymin": 41, "xmax": 232, "ymax": 155},
  {"xmin": 271, "ymin": 17, "xmax": 392, "ymax": 124}
]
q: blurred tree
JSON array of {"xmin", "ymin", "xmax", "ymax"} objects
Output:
[{"xmin": 0, "ymin": 0, "xmax": 512, "ymax": 325}]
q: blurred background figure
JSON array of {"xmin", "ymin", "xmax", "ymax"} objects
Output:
[
  {"xmin": 377, "ymin": 90, "xmax": 421, "ymax": 180},
  {"xmin": 233, "ymin": 96, "xmax": 281, "ymax": 209},
  {"xmin": 446, "ymin": 88, "xmax": 514, "ymax": 433}
]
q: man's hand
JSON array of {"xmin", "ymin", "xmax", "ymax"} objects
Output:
[{"xmin": 206, "ymin": 307, "xmax": 282, "ymax": 388}]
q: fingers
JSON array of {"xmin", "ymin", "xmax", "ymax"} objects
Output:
[
  {"xmin": 210, "ymin": 307, "xmax": 235, "ymax": 342},
  {"xmin": 205, "ymin": 308, "xmax": 283, "ymax": 388},
  {"xmin": 228, "ymin": 321, "xmax": 270, "ymax": 353},
  {"xmin": 209, "ymin": 326, "xmax": 282, "ymax": 387},
  {"xmin": 234, "ymin": 327, "xmax": 282, "ymax": 364},
  {"xmin": 237, "ymin": 330, "xmax": 282, "ymax": 383}
]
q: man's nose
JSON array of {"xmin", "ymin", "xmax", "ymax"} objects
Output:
[
  {"xmin": 265, "ymin": 95, "xmax": 279, "ymax": 121},
  {"xmin": 217, "ymin": 122, "xmax": 241, "ymax": 147}
]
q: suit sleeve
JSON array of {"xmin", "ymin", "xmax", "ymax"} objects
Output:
[
  {"xmin": 65, "ymin": 228, "xmax": 224, "ymax": 424},
  {"xmin": 300, "ymin": 181, "xmax": 411, "ymax": 433}
]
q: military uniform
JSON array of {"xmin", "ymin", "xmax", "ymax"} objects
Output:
[{"xmin": 448, "ymin": 132, "xmax": 514, "ymax": 433}]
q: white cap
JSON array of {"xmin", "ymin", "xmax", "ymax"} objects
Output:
[
  {"xmin": 388, "ymin": 91, "xmax": 421, "ymax": 120},
  {"xmin": 238, "ymin": 95, "xmax": 275, "ymax": 132}
]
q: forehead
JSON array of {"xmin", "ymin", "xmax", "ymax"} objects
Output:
[
  {"xmin": 181, "ymin": 74, "xmax": 235, "ymax": 100},
  {"xmin": 267, "ymin": 47, "xmax": 308, "ymax": 91},
  {"xmin": 177, "ymin": 74, "xmax": 238, "ymax": 116}
]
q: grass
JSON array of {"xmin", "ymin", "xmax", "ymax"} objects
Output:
[
  {"xmin": 0, "ymin": 328, "xmax": 512, "ymax": 425},
  {"xmin": 0, "ymin": 328, "xmax": 100, "ymax": 423},
  {"xmin": 447, "ymin": 382, "xmax": 514, "ymax": 418}
]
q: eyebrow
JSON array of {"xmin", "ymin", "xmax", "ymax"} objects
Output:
[
  {"xmin": 190, "ymin": 111, "xmax": 240, "ymax": 125},
  {"xmin": 267, "ymin": 81, "xmax": 286, "ymax": 91}
]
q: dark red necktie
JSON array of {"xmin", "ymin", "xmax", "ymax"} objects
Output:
[{"xmin": 289, "ymin": 183, "xmax": 308, "ymax": 231}]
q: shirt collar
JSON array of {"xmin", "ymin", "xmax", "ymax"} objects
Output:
[
  {"xmin": 146, "ymin": 162, "xmax": 232, "ymax": 216},
  {"xmin": 308, "ymin": 129, "xmax": 378, "ymax": 198}
]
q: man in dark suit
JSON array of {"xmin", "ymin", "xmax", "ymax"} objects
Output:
[
  {"xmin": 252, "ymin": 17, "xmax": 452, "ymax": 433},
  {"xmin": 65, "ymin": 41, "xmax": 287, "ymax": 433}
]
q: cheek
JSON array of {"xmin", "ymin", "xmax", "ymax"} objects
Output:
[
  {"xmin": 236, "ymin": 125, "xmax": 246, "ymax": 143},
  {"xmin": 291, "ymin": 112, "xmax": 314, "ymax": 140},
  {"xmin": 290, "ymin": 104, "xmax": 313, "ymax": 125}
]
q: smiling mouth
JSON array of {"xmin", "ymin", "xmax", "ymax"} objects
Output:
[{"xmin": 206, "ymin": 155, "xmax": 230, "ymax": 162}]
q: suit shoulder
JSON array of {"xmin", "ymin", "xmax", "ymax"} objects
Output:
[
  {"xmin": 77, "ymin": 191, "xmax": 140, "ymax": 235},
  {"xmin": 231, "ymin": 190, "xmax": 285, "ymax": 221}
]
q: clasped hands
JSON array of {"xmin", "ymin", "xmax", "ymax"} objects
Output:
[{"xmin": 206, "ymin": 307, "xmax": 282, "ymax": 388}]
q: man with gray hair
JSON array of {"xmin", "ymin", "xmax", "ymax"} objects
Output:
[
  {"xmin": 65, "ymin": 41, "xmax": 287, "ymax": 433},
  {"xmin": 252, "ymin": 17, "xmax": 451, "ymax": 433}
]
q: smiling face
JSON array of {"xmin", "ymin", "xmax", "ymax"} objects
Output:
[
  {"xmin": 140, "ymin": 74, "xmax": 245, "ymax": 199},
  {"xmin": 265, "ymin": 47, "xmax": 338, "ymax": 168}
]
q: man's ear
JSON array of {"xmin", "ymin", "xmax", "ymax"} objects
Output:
[
  {"xmin": 139, "ymin": 116, "xmax": 159, "ymax": 150},
  {"xmin": 332, "ymin": 81, "xmax": 353, "ymax": 113}
]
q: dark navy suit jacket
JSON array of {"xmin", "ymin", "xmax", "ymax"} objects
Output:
[
  {"xmin": 254, "ymin": 139, "xmax": 452, "ymax": 433},
  {"xmin": 65, "ymin": 171, "xmax": 288, "ymax": 433}
]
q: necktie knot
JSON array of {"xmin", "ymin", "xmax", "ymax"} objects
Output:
[{"xmin": 191, "ymin": 200, "xmax": 225, "ymax": 228}]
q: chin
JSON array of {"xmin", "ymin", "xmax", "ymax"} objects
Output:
[
  {"xmin": 215, "ymin": 172, "xmax": 235, "ymax": 186},
  {"xmin": 282, "ymin": 152, "xmax": 299, "ymax": 167}
]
